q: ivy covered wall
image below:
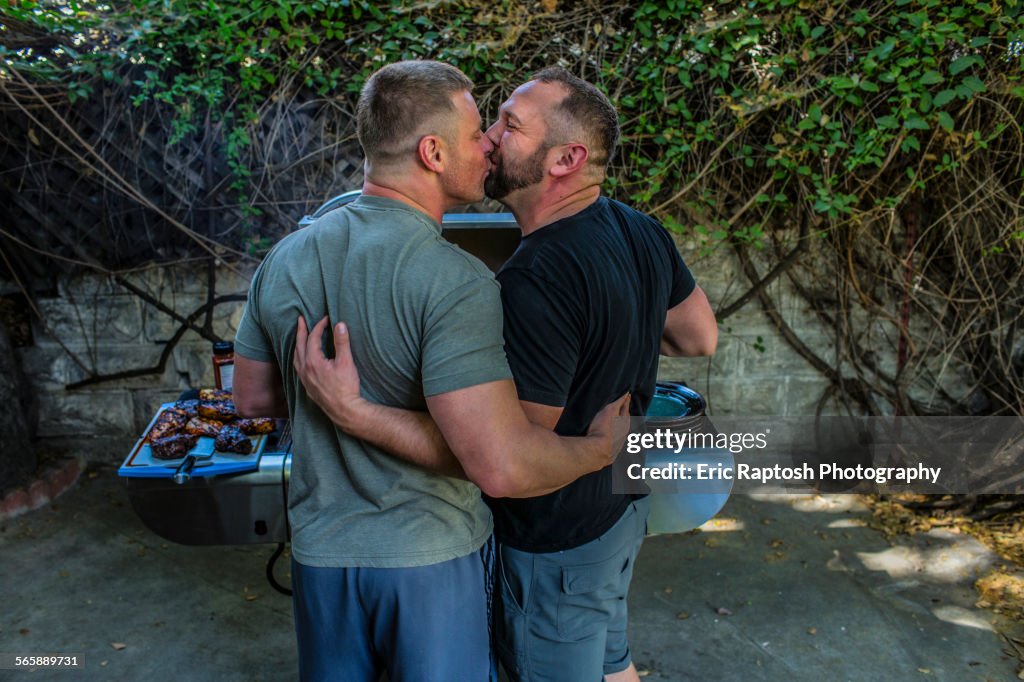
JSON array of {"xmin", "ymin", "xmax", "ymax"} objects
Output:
[{"xmin": 1, "ymin": 1, "xmax": 1022, "ymax": 416}]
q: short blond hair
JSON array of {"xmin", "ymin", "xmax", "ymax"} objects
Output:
[{"xmin": 356, "ymin": 61, "xmax": 474, "ymax": 165}]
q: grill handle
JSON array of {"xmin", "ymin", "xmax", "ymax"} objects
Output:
[{"xmin": 173, "ymin": 455, "xmax": 197, "ymax": 485}]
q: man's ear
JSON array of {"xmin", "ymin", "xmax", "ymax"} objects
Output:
[
  {"xmin": 549, "ymin": 143, "xmax": 589, "ymax": 178},
  {"xmin": 417, "ymin": 135, "xmax": 446, "ymax": 173}
]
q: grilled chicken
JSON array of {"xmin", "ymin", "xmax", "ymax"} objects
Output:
[
  {"xmin": 172, "ymin": 399, "xmax": 200, "ymax": 418},
  {"xmin": 198, "ymin": 399, "xmax": 237, "ymax": 422},
  {"xmin": 143, "ymin": 391, "xmax": 271, "ymax": 461},
  {"xmin": 215, "ymin": 425, "xmax": 253, "ymax": 454},
  {"xmin": 235, "ymin": 417, "xmax": 274, "ymax": 435},
  {"xmin": 149, "ymin": 410, "xmax": 188, "ymax": 440},
  {"xmin": 150, "ymin": 433, "xmax": 198, "ymax": 460},
  {"xmin": 199, "ymin": 388, "xmax": 233, "ymax": 402},
  {"xmin": 184, "ymin": 417, "xmax": 223, "ymax": 438}
]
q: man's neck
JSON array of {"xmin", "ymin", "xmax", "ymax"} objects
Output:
[
  {"xmin": 506, "ymin": 184, "xmax": 601, "ymax": 236},
  {"xmin": 362, "ymin": 176, "xmax": 447, "ymax": 224}
]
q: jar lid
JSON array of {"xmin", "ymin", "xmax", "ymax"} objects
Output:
[{"xmin": 213, "ymin": 340, "xmax": 234, "ymax": 355}]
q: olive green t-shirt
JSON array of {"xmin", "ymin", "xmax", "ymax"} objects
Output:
[{"xmin": 235, "ymin": 195, "xmax": 511, "ymax": 568}]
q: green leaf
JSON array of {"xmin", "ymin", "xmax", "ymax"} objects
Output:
[
  {"xmin": 871, "ymin": 37, "xmax": 897, "ymax": 61},
  {"xmin": 876, "ymin": 115, "xmax": 900, "ymax": 129},
  {"xmin": 797, "ymin": 116, "xmax": 816, "ymax": 131},
  {"xmin": 934, "ymin": 89, "xmax": 956, "ymax": 107},
  {"xmin": 915, "ymin": 91, "xmax": 932, "ymax": 114},
  {"xmin": 949, "ymin": 54, "xmax": 983, "ymax": 75},
  {"xmin": 937, "ymin": 111, "xmax": 954, "ymax": 131},
  {"xmin": 904, "ymin": 115, "xmax": 930, "ymax": 130},
  {"xmin": 919, "ymin": 70, "xmax": 944, "ymax": 85},
  {"xmin": 962, "ymin": 76, "xmax": 986, "ymax": 93},
  {"xmin": 831, "ymin": 75, "xmax": 857, "ymax": 90}
]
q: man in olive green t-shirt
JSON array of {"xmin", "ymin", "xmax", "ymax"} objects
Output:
[{"xmin": 232, "ymin": 61, "xmax": 627, "ymax": 682}]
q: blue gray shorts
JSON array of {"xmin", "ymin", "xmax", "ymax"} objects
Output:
[
  {"xmin": 292, "ymin": 540, "xmax": 496, "ymax": 682},
  {"xmin": 495, "ymin": 496, "xmax": 650, "ymax": 682}
]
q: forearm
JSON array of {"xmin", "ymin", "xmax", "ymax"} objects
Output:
[
  {"xmin": 427, "ymin": 380, "xmax": 625, "ymax": 499},
  {"xmin": 336, "ymin": 396, "xmax": 592, "ymax": 491},
  {"xmin": 495, "ymin": 425, "xmax": 608, "ymax": 498},
  {"xmin": 327, "ymin": 398, "xmax": 467, "ymax": 480}
]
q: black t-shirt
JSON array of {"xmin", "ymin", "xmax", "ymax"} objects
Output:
[{"xmin": 487, "ymin": 196, "xmax": 696, "ymax": 552}]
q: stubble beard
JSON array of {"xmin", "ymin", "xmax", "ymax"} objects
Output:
[{"xmin": 485, "ymin": 144, "xmax": 549, "ymax": 201}]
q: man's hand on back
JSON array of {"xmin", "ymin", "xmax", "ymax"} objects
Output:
[{"xmin": 293, "ymin": 316, "xmax": 365, "ymax": 432}]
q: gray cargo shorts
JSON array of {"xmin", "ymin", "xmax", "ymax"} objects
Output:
[{"xmin": 495, "ymin": 496, "xmax": 651, "ymax": 682}]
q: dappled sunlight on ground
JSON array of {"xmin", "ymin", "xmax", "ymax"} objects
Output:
[
  {"xmin": 745, "ymin": 492, "xmax": 870, "ymax": 514},
  {"xmin": 931, "ymin": 605, "xmax": 996, "ymax": 632},
  {"xmin": 855, "ymin": 528, "xmax": 996, "ymax": 583},
  {"xmin": 827, "ymin": 517, "xmax": 869, "ymax": 529},
  {"xmin": 696, "ymin": 517, "xmax": 745, "ymax": 532}
]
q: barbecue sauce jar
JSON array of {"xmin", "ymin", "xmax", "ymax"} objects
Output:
[{"xmin": 213, "ymin": 341, "xmax": 235, "ymax": 391}]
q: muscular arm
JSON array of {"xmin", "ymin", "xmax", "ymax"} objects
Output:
[
  {"xmin": 293, "ymin": 317, "xmax": 627, "ymax": 497},
  {"xmin": 519, "ymin": 401, "xmax": 563, "ymax": 430},
  {"xmin": 342, "ymin": 406, "xmax": 468, "ymax": 479},
  {"xmin": 425, "ymin": 382, "xmax": 624, "ymax": 498},
  {"xmin": 233, "ymin": 354, "xmax": 289, "ymax": 418},
  {"xmin": 661, "ymin": 285, "xmax": 718, "ymax": 357}
]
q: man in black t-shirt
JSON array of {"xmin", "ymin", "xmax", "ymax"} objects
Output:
[
  {"xmin": 479, "ymin": 68, "xmax": 717, "ymax": 682},
  {"xmin": 292, "ymin": 68, "xmax": 718, "ymax": 682}
]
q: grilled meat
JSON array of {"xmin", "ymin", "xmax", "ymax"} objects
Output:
[
  {"xmin": 172, "ymin": 399, "xmax": 200, "ymax": 418},
  {"xmin": 215, "ymin": 425, "xmax": 253, "ymax": 454},
  {"xmin": 199, "ymin": 388, "xmax": 233, "ymax": 402},
  {"xmin": 149, "ymin": 410, "xmax": 188, "ymax": 440},
  {"xmin": 162, "ymin": 406, "xmax": 194, "ymax": 422},
  {"xmin": 198, "ymin": 399, "xmax": 237, "ymax": 422},
  {"xmin": 235, "ymin": 417, "xmax": 274, "ymax": 435},
  {"xmin": 184, "ymin": 417, "xmax": 223, "ymax": 438},
  {"xmin": 150, "ymin": 433, "xmax": 198, "ymax": 460}
]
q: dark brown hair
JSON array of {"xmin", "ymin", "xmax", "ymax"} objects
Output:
[
  {"xmin": 356, "ymin": 61, "xmax": 474, "ymax": 165},
  {"xmin": 531, "ymin": 67, "xmax": 620, "ymax": 171}
]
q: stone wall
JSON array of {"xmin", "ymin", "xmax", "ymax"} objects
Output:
[
  {"xmin": 9, "ymin": 236, "xmax": 855, "ymax": 455},
  {"xmin": 15, "ymin": 265, "xmax": 255, "ymax": 443},
  {"xmin": 658, "ymin": 240, "xmax": 837, "ymax": 417}
]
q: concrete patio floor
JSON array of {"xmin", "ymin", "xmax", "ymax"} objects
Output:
[{"xmin": 1, "ymin": 456, "xmax": 1021, "ymax": 681}]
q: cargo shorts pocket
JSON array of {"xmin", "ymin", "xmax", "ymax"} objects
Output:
[
  {"xmin": 495, "ymin": 549, "xmax": 530, "ymax": 678},
  {"xmin": 556, "ymin": 554, "xmax": 631, "ymax": 639},
  {"xmin": 498, "ymin": 547, "xmax": 530, "ymax": 615}
]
